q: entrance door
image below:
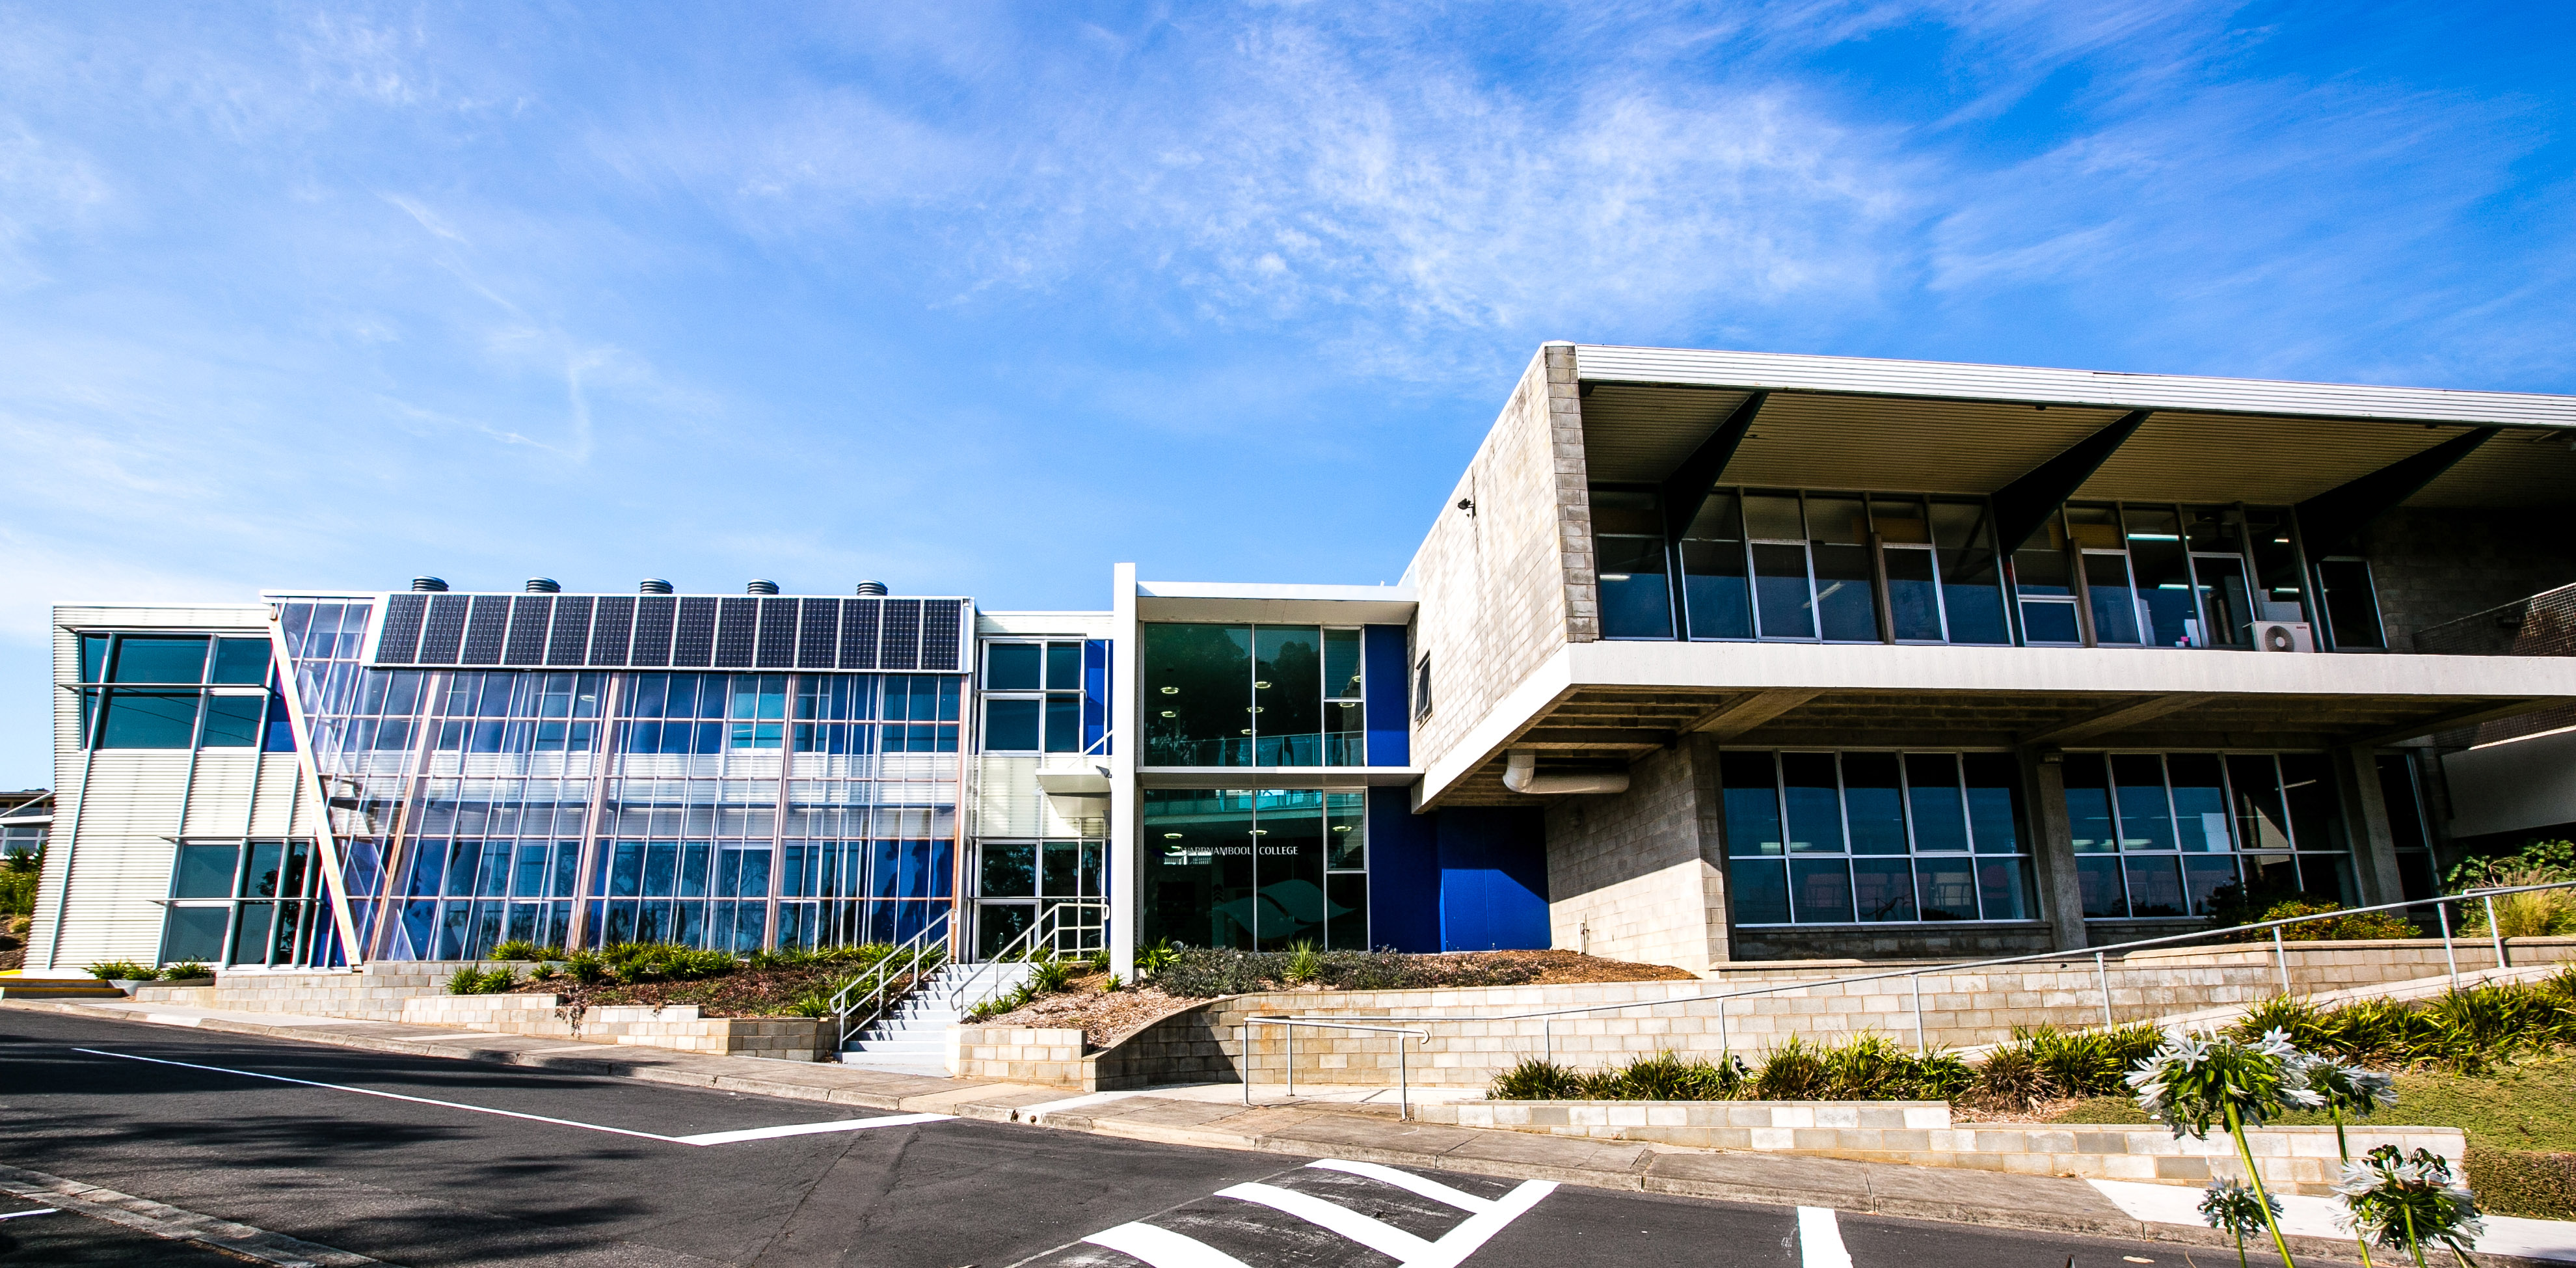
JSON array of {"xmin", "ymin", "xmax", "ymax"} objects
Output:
[{"xmin": 2190, "ymin": 554, "xmax": 2255, "ymax": 646}]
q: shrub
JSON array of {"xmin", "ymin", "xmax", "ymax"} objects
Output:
[
  {"xmin": 1754, "ymin": 1036, "xmax": 1830, "ymax": 1100},
  {"xmin": 1147, "ymin": 946, "xmax": 1544, "ymax": 998},
  {"xmin": 1972, "ymin": 1043, "xmax": 2054, "ymax": 1108},
  {"xmin": 785, "ymin": 991, "xmax": 833, "ymax": 1019},
  {"xmin": 1821, "ymin": 1033, "xmax": 1913, "ymax": 1100},
  {"xmin": 2234, "ymin": 995, "xmax": 2331, "ymax": 1051},
  {"xmin": 563, "ymin": 952, "xmax": 607, "ymax": 986},
  {"xmin": 600, "ymin": 941, "xmax": 739, "ymax": 983},
  {"xmin": 161, "ymin": 962, "xmax": 211, "ymax": 980},
  {"xmin": 0, "ymin": 868, "xmax": 36, "ymax": 919},
  {"xmin": 2015, "ymin": 1023, "xmax": 2162, "ymax": 1099},
  {"xmin": 446, "ymin": 966, "xmax": 515, "ymax": 995},
  {"xmin": 2264, "ymin": 900, "xmax": 2421, "ymax": 941},
  {"xmin": 1284, "ymin": 941, "xmax": 1323, "ymax": 985},
  {"xmin": 1135, "ymin": 939, "xmax": 1181, "ymax": 978},
  {"xmin": 492, "ymin": 939, "xmax": 541, "ymax": 962},
  {"xmin": 2466, "ymin": 1146, "xmax": 2576, "ymax": 1221},
  {"xmin": 1491, "ymin": 1058, "xmax": 1585, "ymax": 1101},
  {"xmin": 85, "ymin": 960, "xmax": 158, "ymax": 982},
  {"xmin": 1602, "ymin": 1051, "xmax": 1745, "ymax": 1101},
  {"xmin": 1027, "ymin": 956, "xmax": 1075, "ymax": 995}
]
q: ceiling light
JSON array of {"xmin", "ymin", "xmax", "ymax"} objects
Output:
[
  {"xmin": 1161, "ymin": 686, "xmax": 1179, "ymax": 695},
  {"xmin": 1160, "ymin": 710, "xmax": 1176, "ymax": 718},
  {"xmin": 1333, "ymin": 825, "xmax": 1352, "ymax": 831},
  {"xmin": 1163, "ymin": 832, "xmax": 1183, "ymax": 839},
  {"xmin": 1254, "ymin": 681, "xmax": 1270, "ymax": 688},
  {"xmin": 1240, "ymin": 728, "xmax": 1252, "ymax": 735},
  {"xmin": 1249, "ymin": 830, "xmax": 1267, "ymax": 836}
]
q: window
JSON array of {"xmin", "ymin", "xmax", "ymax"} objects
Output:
[
  {"xmin": 1413, "ymin": 656, "xmax": 1432, "ymax": 718},
  {"xmin": 77, "ymin": 632, "xmax": 286, "ymax": 751},
  {"xmin": 2376, "ymin": 752, "xmax": 2437, "ymax": 902},
  {"xmin": 971, "ymin": 839, "xmax": 1107, "ymax": 958},
  {"xmin": 2063, "ymin": 751, "xmax": 2354, "ymax": 919},
  {"xmin": 1722, "ymin": 751, "xmax": 2033, "ymax": 925},
  {"xmin": 159, "ymin": 839, "xmax": 325, "ymax": 967},
  {"xmin": 980, "ymin": 640, "xmax": 1093, "ymax": 754},
  {"xmin": 1142, "ymin": 789, "xmax": 1366, "ymax": 951},
  {"xmin": 1142, "ymin": 624, "xmax": 1367, "ymax": 767},
  {"xmin": 1591, "ymin": 489, "xmax": 1674, "ymax": 639},
  {"xmin": 2013, "ymin": 504, "xmax": 2316, "ymax": 649},
  {"xmin": 2316, "ymin": 559, "xmax": 2386, "ymax": 650}
]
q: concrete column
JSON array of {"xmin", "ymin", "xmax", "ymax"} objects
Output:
[
  {"xmin": 2335, "ymin": 744, "xmax": 2406, "ymax": 908},
  {"xmin": 1687, "ymin": 735, "xmax": 1733, "ymax": 965},
  {"xmin": 2021, "ymin": 748, "xmax": 2088, "ymax": 950}
]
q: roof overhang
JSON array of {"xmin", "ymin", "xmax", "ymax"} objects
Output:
[
  {"xmin": 1419, "ymin": 641, "xmax": 2576, "ymax": 808},
  {"xmin": 1136, "ymin": 580, "xmax": 1417, "ymax": 626}
]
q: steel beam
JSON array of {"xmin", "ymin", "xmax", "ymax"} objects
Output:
[
  {"xmin": 2294, "ymin": 427, "xmax": 2500, "ymax": 561},
  {"xmin": 1658, "ymin": 391, "xmax": 1769, "ymax": 546},
  {"xmin": 1990, "ymin": 410, "xmax": 2152, "ymax": 554}
]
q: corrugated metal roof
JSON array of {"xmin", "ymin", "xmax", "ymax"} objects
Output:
[
  {"xmin": 1722, "ymin": 395, "xmax": 2125, "ymax": 495},
  {"xmin": 1576, "ymin": 345, "xmax": 2576, "ymax": 428}
]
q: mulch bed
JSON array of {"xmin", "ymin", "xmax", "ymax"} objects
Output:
[{"xmin": 502, "ymin": 960, "xmax": 885, "ymax": 1018}]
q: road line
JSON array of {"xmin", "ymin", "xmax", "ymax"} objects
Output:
[
  {"xmin": 73, "ymin": 1047, "xmax": 946, "ymax": 1148},
  {"xmin": 673, "ymin": 1113, "xmax": 952, "ymax": 1145},
  {"xmin": 0, "ymin": 1207, "xmax": 60, "ymax": 1220},
  {"xmin": 1215, "ymin": 1182, "xmax": 1437, "ymax": 1261},
  {"xmin": 1405, "ymin": 1179, "xmax": 1557, "ymax": 1268},
  {"xmin": 0, "ymin": 1162, "xmax": 381, "ymax": 1267},
  {"xmin": 1797, "ymin": 1206, "xmax": 1853, "ymax": 1268},
  {"xmin": 1305, "ymin": 1159, "xmax": 1496, "ymax": 1212},
  {"xmin": 1082, "ymin": 1221, "xmax": 1258, "ymax": 1268}
]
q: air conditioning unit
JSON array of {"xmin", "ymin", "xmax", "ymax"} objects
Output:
[{"xmin": 2254, "ymin": 621, "xmax": 2316, "ymax": 653}]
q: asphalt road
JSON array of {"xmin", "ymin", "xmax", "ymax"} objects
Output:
[{"xmin": 1, "ymin": 1010, "xmax": 2203, "ymax": 1267}]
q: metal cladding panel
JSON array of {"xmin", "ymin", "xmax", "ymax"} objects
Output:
[
  {"xmin": 460, "ymin": 595, "xmax": 512, "ymax": 665},
  {"xmin": 797, "ymin": 599, "xmax": 840, "ymax": 669},
  {"xmin": 714, "ymin": 597, "xmax": 759, "ymax": 668},
  {"xmin": 630, "ymin": 597, "xmax": 677, "ymax": 667},
  {"xmin": 378, "ymin": 594, "xmax": 429, "ymax": 664},
  {"xmin": 839, "ymin": 600, "xmax": 881, "ymax": 669},
  {"xmin": 671, "ymin": 597, "xmax": 719, "ymax": 668},
  {"xmin": 879, "ymin": 599, "xmax": 922, "ymax": 671},
  {"xmin": 547, "ymin": 596, "xmax": 595, "ymax": 666},
  {"xmin": 919, "ymin": 599, "xmax": 964, "ymax": 671},
  {"xmin": 587, "ymin": 596, "xmax": 635, "ymax": 666},
  {"xmin": 503, "ymin": 595, "xmax": 552, "ymax": 666},
  {"xmin": 755, "ymin": 597, "xmax": 799, "ymax": 668},
  {"xmin": 1575, "ymin": 344, "xmax": 2576, "ymax": 427},
  {"xmin": 418, "ymin": 594, "xmax": 471, "ymax": 664}
]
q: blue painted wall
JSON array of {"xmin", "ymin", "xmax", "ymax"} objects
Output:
[
  {"xmin": 1434, "ymin": 807, "xmax": 1551, "ymax": 952},
  {"xmin": 1365, "ymin": 788, "xmax": 1550, "ymax": 953},
  {"xmin": 1362, "ymin": 625, "xmax": 1410, "ymax": 768}
]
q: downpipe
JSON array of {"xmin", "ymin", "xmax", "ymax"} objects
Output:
[{"xmin": 1501, "ymin": 749, "xmax": 1630, "ymax": 796}]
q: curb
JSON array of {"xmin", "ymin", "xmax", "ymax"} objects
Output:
[{"xmin": 7, "ymin": 999, "xmax": 2515, "ymax": 1267}]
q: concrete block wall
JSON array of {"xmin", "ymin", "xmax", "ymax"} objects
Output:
[
  {"xmin": 1406, "ymin": 344, "xmax": 1595, "ymax": 776},
  {"xmin": 2364, "ymin": 507, "xmax": 2576, "ymax": 653},
  {"xmin": 1430, "ymin": 1099, "xmax": 2465, "ymax": 1194},
  {"xmin": 1542, "ymin": 741, "xmax": 1725, "ymax": 971},
  {"xmin": 1046, "ymin": 938, "xmax": 2576, "ymax": 1089},
  {"xmin": 951, "ymin": 1025, "xmax": 1090, "ymax": 1088},
  {"xmin": 403, "ymin": 994, "xmax": 831, "ymax": 1061},
  {"xmin": 132, "ymin": 964, "xmax": 459, "ymax": 1021}
]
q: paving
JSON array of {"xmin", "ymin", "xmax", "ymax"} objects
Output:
[{"xmin": 6, "ymin": 995, "xmax": 2571, "ymax": 1266}]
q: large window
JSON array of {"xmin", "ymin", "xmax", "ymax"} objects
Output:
[
  {"xmin": 981, "ymin": 640, "xmax": 1108, "ymax": 755},
  {"xmin": 76, "ymin": 632, "xmax": 292, "ymax": 751},
  {"xmin": 1143, "ymin": 625, "xmax": 1365, "ymax": 767},
  {"xmin": 1723, "ymin": 751, "xmax": 2034, "ymax": 926},
  {"xmin": 973, "ymin": 839, "xmax": 1106, "ymax": 958},
  {"xmin": 159, "ymin": 839, "xmax": 324, "ymax": 966},
  {"xmin": 2015, "ymin": 503, "xmax": 2316, "ymax": 648},
  {"xmin": 1142, "ymin": 789, "xmax": 1366, "ymax": 951},
  {"xmin": 2061, "ymin": 751, "xmax": 2353, "ymax": 919},
  {"xmin": 1595, "ymin": 487, "xmax": 2010, "ymax": 645}
]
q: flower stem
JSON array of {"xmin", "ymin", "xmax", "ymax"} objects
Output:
[
  {"xmin": 2227, "ymin": 1105, "xmax": 2298, "ymax": 1268},
  {"xmin": 2400, "ymin": 1202, "xmax": 2428, "ymax": 1268},
  {"xmin": 2336, "ymin": 1109, "xmax": 2372, "ymax": 1268}
]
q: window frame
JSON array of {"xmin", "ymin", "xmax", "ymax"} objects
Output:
[{"xmin": 1720, "ymin": 748, "xmax": 2037, "ymax": 928}]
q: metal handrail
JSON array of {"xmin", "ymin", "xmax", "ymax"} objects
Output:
[
  {"xmin": 1241, "ymin": 1016, "xmax": 1430, "ymax": 1120},
  {"xmin": 946, "ymin": 901, "xmax": 1110, "ymax": 1017},
  {"xmin": 1285, "ymin": 878, "xmax": 2576, "ymax": 1060},
  {"xmin": 824, "ymin": 919, "xmax": 950, "ymax": 1046}
]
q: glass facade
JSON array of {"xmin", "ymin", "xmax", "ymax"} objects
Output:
[
  {"xmin": 2014, "ymin": 503, "xmax": 2311, "ymax": 648},
  {"xmin": 1723, "ymin": 751, "xmax": 2035, "ymax": 925},
  {"xmin": 1142, "ymin": 624, "xmax": 1366, "ymax": 766},
  {"xmin": 973, "ymin": 839, "xmax": 1107, "ymax": 958},
  {"xmin": 164, "ymin": 597, "xmax": 969, "ymax": 965},
  {"xmin": 159, "ymin": 839, "xmax": 324, "ymax": 967},
  {"xmin": 75, "ymin": 632, "xmax": 295, "ymax": 751},
  {"xmin": 2061, "ymin": 751, "xmax": 2354, "ymax": 918},
  {"xmin": 1141, "ymin": 789, "xmax": 1367, "ymax": 951},
  {"xmin": 980, "ymin": 638, "xmax": 1110, "ymax": 755}
]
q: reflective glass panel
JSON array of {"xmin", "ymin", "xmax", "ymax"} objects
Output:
[
  {"xmin": 2062, "ymin": 754, "xmax": 2115, "ymax": 852},
  {"xmin": 1752, "ymin": 544, "xmax": 1816, "ymax": 639},
  {"xmin": 1730, "ymin": 859, "xmax": 1789, "ymax": 923},
  {"xmin": 1779, "ymin": 753, "xmax": 1844, "ymax": 854},
  {"xmin": 1809, "ymin": 497, "xmax": 1877, "ymax": 641},
  {"xmin": 1790, "ymin": 858, "xmax": 1853, "ymax": 923},
  {"xmin": 1592, "ymin": 490, "xmax": 1673, "ymax": 640},
  {"xmin": 113, "ymin": 636, "xmax": 209, "ymax": 683},
  {"xmin": 2125, "ymin": 856, "xmax": 2186, "ymax": 916},
  {"xmin": 2125, "ymin": 507, "xmax": 2197, "ymax": 647},
  {"xmin": 1144, "ymin": 625, "xmax": 1252, "ymax": 767},
  {"xmin": 1853, "ymin": 858, "xmax": 1916, "ymax": 921},
  {"xmin": 1255, "ymin": 793, "xmax": 1325, "ymax": 951},
  {"xmin": 1903, "ymin": 753, "xmax": 1970, "ymax": 853},
  {"xmin": 1977, "ymin": 858, "xmax": 2032, "ymax": 920},
  {"xmin": 172, "ymin": 843, "xmax": 239, "ymax": 898},
  {"xmin": 1962, "ymin": 753, "xmax": 2024, "ymax": 854},
  {"xmin": 1254, "ymin": 627, "xmax": 1323, "ymax": 765},
  {"xmin": 1930, "ymin": 501, "xmax": 2011, "ymax": 645},
  {"xmin": 984, "ymin": 698, "xmax": 1040, "ymax": 752},
  {"xmin": 211, "ymin": 638, "xmax": 272, "ymax": 684},
  {"xmin": 1680, "ymin": 493, "xmax": 1753, "ymax": 640},
  {"xmin": 1721, "ymin": 753, "xmax": 1784, "ymax": 856},
  {"xmin": 200, "ymin": 694, "xmax": 264, "ymax": 747},
  {"xmin": 1841, "ymin": 753, "xmax": 1906, "ymax": 854},
  {"xmin": 1914, "ymin": 857, "xmax": 1978, "ymax": 920},
  {"xmin": 987, "ymin": 643, "xmax": 1041, "ymax": 690},
  {"xmin": 2084, "ymin": 554, "xmax": 2143, "ymax": 644},
  {"xmin": 100, "ymin": 692, "xmax": 199, "ymax": 748},
  {"xmin": 2166, "ymin": 754, "xmax": 2231, "ymax": 852},
  {"xmin": 981, "ymin": 843, "xmax": 1037, "ymax": 897},
  {"xmin": 2112, "ymin": 755, "xmax": 2175, "ymax": 850},
  {"xmin": 1885, "ymin": 549, "xmax": 1942, "ymax": 641}
]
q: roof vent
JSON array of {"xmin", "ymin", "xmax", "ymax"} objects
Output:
[
  {"xmin": 854, "ymin": 580, "xmax": 888, "ymax": 596},
  {"xmin": 747, "ymin": 579, "xmax": 780, "ymax": 595},
  {"xmin": 411, "ymin": 576, "xmax": 449, "ymax": 592},
  {"xmin": 525, "ymin": 578, "xmax": 561, "ymax": 593},
  {"xmin": 639, "ymin": 578, "xmax": 674, "ymax": 595}
]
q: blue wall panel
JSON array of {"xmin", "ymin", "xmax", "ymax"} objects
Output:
[
  {"xmin": 1365, "ymin": 786, "xmax": 1441, "ymax": 952},
  {"xmin": 1435, "ymin": 807, "xmax": 1550, "ymax": 952},
  {"xmin": 1362, "ymin": 625, "xmax": 1411, "ymax": 767}
]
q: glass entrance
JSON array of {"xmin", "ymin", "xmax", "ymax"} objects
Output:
[{"xmin": 1141, "ymin": 789, "xmax": 1367, "ymax": 951}]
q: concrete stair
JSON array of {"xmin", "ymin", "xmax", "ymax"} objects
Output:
[
  {"xmin": 0, "ymin": 977, "xmax": 126, "ymax": 1000},
  {"xmin": 839, "ymin": 961, "xmax": 1038, "ymax": 1074}
]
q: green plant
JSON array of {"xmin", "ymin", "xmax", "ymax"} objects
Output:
[
  {"xmin": 1026, "ymin": 956, "xmax": 1075, "ymax": 995},
  {"xmin": 2128, "ymin": 1028, "xmax": 2322, "ymax": 1266},
  {"xmin": 161, "ymin": 962, "xmax": 211, "ymax": 980},
  {"xmin": 1099, "ymin": 973, "xmax": 1123, "ymax": 993},
  {"xmin": 1821, "ymin": 1033, "xmax": 1913, "ymax": 1099},
  {"xmin": 2235, "ymin": 995, "xmax": 2331, "ymax": 1051},
  {"xmin": 84, "ymin": 960, "xmax": 157, "ymax": 982},
  {"xmin": 1973, "ymin": 1042, "xmax": 2054, "ymax": 1108},
  {"xmin": 492, "ymin": 939, "xmax": 541, "ymax": 962},
  {"xmin": 2265, "ymin": 900, "xmax": 2421, "ymax": 941},
  {"xmin": 1134, "ymin": 939, "xmax": 1180, "ymax": 978},
  {"xmin": 1491, "ymin": 1057, "xmax": 1586, "ymax": 1101},
  {"xmin": 1909, "ymin": 1051, "xmax": 1976, "ymax": 1101},
  {"xmin": 564, "ymin": 952, "xmax": 607, "ymax": 986},
  {"xmin": 2017, "ymin": 1023, "xmax": 2162, "ymax": 1098},
  {"xmin": 1603, "ymin": 1051, "xmax": 1744, "ymax": 1101},
  {"xmin": 1283, "ymin": 941, "xmax": 1323, "ymax": 985},
  {"xmin": 2200, "ymin": 1177, "xmax": 2283, "ymax": 1268},
  {"xmin": 2337, "ymin": 1145, "xmax": 2484, "ymax": 1268},
  {"xmin": 785, "ymin": 991, "xmax": 833, "ymax": 1018},
  {"xmin": 446, "ymin": 966, "xmax": 515, "ymax": 995},
  {"xmin": 1754, "ymin": 1036, "xmax": 1829, "ymax": 1100}
]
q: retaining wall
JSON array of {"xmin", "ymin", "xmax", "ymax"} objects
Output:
[
  {"xmin": 1425, "ymin": 1099, "xmax": 2466, "ymax": 1195},
  {"xmin": 986, "ymin": 938, "xmax": 2576, "ymax": 1090},
  {"xmin": 403, "ymin": 994, "xmax": 831, "ymax": 1061}
]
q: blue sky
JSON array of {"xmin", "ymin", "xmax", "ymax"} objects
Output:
[{"xmin": 4, "ymin": 1, "xmax": 2573, "ymax": 788}]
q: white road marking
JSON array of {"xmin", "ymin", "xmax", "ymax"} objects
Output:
[
  {"xmin": 1082, "ymin": 1220, "xmax": 1257, "ymax": 1268},
  {"xmin": 1218, "ymin": 1182, "xmax": 1437, "ymax": 1261},
  {"xmin": 73, "ymin": 1047, "xmax": 950, "ymax": 1148},
  {"xmin": 0, "ymin": 1207, "xmax": 60, "ymax": 1221},
  {"xmin": 1402, "ymin": 1178, "xmax": 1557, "ymax": 1268},
  {"xmin": 673, "ymin": 1113, "xmax": 952, "ymax": 1146},
  {"xmin": 1797, "ymin": 1206, "xmax": 1853, "ymax": 1268},
  {"xmin": 1306, "ymin": 1159, "xmax": 1496, "ymax": 1212}
]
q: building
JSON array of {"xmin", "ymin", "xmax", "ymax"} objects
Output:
[
  {"xmin": 0, "ymin": 790, "xmax": 47, "ymax": 862},
  {"xmin": 27, "ymin": 344, "xmax": 2576, "ymax": 976}
]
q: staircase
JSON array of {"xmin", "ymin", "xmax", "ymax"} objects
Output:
[
  {"xmin": 0, "ymin": 976, "xmax": 126, "ymax": 1001},
  {"xmin": 838, "ymin": 961, "xmax": 1038, "ymax": 1073}
]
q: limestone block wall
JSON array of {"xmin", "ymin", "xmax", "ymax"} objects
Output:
[
  {"xmin": 131, "ymin": 964, "xmax": 458, "ymax": 1021},
  {"xmin": 1542, "ymin": 741, "xmax": 1725, "ymax": 970},
  {"xmin": 1431, "ymin": 1099, "xmax": 2465, "ymax": 1195},
  {"xmin": 950, "ymin": 1025, "xmax": 1089, "ymax": 1088},
  {"xmin": 1406, "ymin": 344, "xmax": 1595, "ymax": 777},
  {"xmin": 402, "ymin": 994, "xmax": 830, "ymax": 1061},
  {"xmin": 2365, "ymin": 507, "xmax": 2576, "ymax": 653},
  {"xmin": 1080, "ymin": 938, "xmax": 2576, "ymax": 1089}
]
